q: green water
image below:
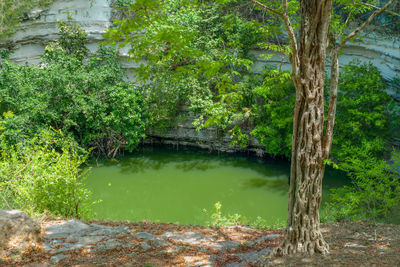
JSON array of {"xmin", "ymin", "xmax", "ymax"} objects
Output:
[{"xmin": 86, "ymin": 145, "xmax": 348, "ymax": 226}]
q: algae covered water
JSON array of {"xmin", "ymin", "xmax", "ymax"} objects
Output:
[{"xmin": 86, "ymin": 145, "xmax": 347, "ymax": 226}]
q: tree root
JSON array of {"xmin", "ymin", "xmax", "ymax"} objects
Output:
[{"xmin": 275, "ymin": 232, "xmax": 329, "ymax": 256}]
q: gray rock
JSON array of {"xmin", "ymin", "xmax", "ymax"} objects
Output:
[
  {"xmin": 234, "ymin": 248, "xmax": 273, "ymax": 264},
  {"xmin": 87, "ymin": 225, "xmax": 131, "ymax": 237},
  {"xmin": 209, "ymin": 240, "xmax": 240, "ymax": 250},
  {"xmin": 50, "ymin": 254, "xmax": 69, "ymax": 263},
  {"xmin": 44, "ymin": 238, "xmax": 64, "ymax": 248},
  {"xmin": 219, "ymin": 248, "xmax": 273, "ymax": 266},
  {"xmin": 91, "ymin": 239, "xmax": 124, "ymax": 253},
  {"xmin": 74, "ymin": 235, "xmax": 105, "ymax": 246},
  {"xmin": 149, "ymin": 239, "xmax": 168, "ymax": 248},
  {"xmin": 45, "ymin": 220, "xmax": 89, "ymax": 238},
  {"xmin": 162, "ymin": 232, "xmax": 215, "ymax": 245},
  {"xmin": 225, "ymin": 263, "xmax": 244, "ymax": 267},
  {"xmin": 135, "ymin": 232, "xmax": 157, "ymax": 241},
  {"xmin": 193, "ymin": 259, "xmax": 213, "ymax": 267},
  {"xmin": 140, "ymin": 242, "xmax": 151, "ymax": 251},
  {"xmin": 344, "ymin": 242, "xmax": 367, "ymax": 248},
  {"xmin": 247, "ymin": 234, "xmax": 281, "ymax": 245},
  {"xmin": 165, "ymin": 246, "xmax": 179, "ymax": 255},
  {"xmin": 0, "ymin": 210, "xmax": 40, "ymax": 251},
  {"xmin": 50, "ymin": 244, "xmax": 74, "ymax": 255}
]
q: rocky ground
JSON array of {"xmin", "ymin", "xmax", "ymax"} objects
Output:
[{"xmin": 1, "ymin": 212, "xmax": 400, "ymax": 266}]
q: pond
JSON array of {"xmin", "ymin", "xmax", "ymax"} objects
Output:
[{"xmin": 86, "ymin": 145, "xmax": 348, "ymax": 226}]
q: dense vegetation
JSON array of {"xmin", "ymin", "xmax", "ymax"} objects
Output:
[
  {"xmin": 0, "ymin": 0, "xmax": 399, "ymax": 224},
  {"xmin": 0, "ymin": 22, "xmax": 148, "ymax": 217},
  {"xmin": 0, "ymin": 22, "xmax": 148, "ymax": 156}
]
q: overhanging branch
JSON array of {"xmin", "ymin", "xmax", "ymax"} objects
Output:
[
  {"xmin": 339, "ymin": 0, "xmax": 397, "ymax": 48},
  {"xmin": 250, "ymin": 0, "xmax": 284, "ymax": 18},
  {"xmin": 364, "ymin": 2, "xmax": 400, "ymax": 17}
]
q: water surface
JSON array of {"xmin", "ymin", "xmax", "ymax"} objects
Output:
[{"xmin": 86, "ymin": 146, "xmax": 347, "ymax": 225}]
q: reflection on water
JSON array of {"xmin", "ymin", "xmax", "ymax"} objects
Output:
[
  {"xmin": 86, "ymin": 145, "xmax": 348, "ymax": 225},
  {"xmin": 243, "ymin": 176, "xmax": 289, "ymax": 195}
]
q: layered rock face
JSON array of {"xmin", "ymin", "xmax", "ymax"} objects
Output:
[
  {"xmin": 6, "ymin": 0, "xmax": 113, "ymax": 65},
  {"xmin": 144, "ymin": 112, "xmax": 265, "ymax": 155}
]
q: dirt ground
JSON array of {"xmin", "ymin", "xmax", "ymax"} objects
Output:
[{"xmin": 1, "ymin": 220, "xmax": 400, "ymax": 266}]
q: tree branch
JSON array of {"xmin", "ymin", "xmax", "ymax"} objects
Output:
[
  {"xmin": 335, "ymin": 11, "xmax": 352, "ymax": 42},
  {"xmin": 282, "ymin": 0, "xmax": 299, "ymax": 77},
  {"xmin": 364, "ymin": 2, "xmax": 400, "ymax": 17},
  {"xmin": 339, "ymin": 0, "xmax": 397, "ymax": 49},
  {"xmin": 250, "ymin": 0, "xmax": 284, "ymax": 18},
  {"xmin": 249, "ymin": 0, "xmax": 299, "ymax": 77},
  {"xmin": 323, "ymin": 39, "xmax": 338, "ymax": 159}
]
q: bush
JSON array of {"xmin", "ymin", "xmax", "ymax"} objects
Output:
[
  {"xmin": 0, "ymin": 129, "xmax": 96, "ymax": 218},
  {"xmin": 250, "ymin": 68, "xmax": 295, "ymax": 157},
  {"xmin": 0, "ymin": 22, "xmax": 148, "ymax": 156},
  {"xmin": 332, "ymin": 62, "xmax": 396, "ymax": 159},
  {"xmin": 327, "ymin": 148, "xmax": 400, "ymax": 223}
]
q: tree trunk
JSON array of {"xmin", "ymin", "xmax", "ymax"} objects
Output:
[
  {"xmin": 250, "ymin": 0, "xmax": 395, "ymax": 256},
  {"xmin": 277, "ymin": 0, "xmax": 332, "ymax": 255}
]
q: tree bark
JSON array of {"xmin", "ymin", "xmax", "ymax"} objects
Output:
[{"xmin": 276, "ymin": 0, "xmax": 332, "ymax": 255}]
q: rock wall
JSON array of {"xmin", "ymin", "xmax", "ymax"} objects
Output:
[{"xmin": 144, "ymin": 113, "xmax": 265, "ymax": 156}]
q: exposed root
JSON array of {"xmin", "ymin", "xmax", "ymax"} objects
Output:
[{"xmin": 275, "ymin": 231, "xmax": 329, "ymax": 256}]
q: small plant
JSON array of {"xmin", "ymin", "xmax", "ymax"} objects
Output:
[
  {"xmin": 204, "ymin": 202, "xmax": 243, "ymax": 227},
  {"xmin": 203, "ymin": 202, "xmax": 283, "ymax": 229}
]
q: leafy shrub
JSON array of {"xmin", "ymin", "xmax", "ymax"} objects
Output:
[
  {"xmin": 0, "ymin": 128, "xmax": 96, "ymax": 218},
  {"xmin": 332, "ymin": 62, "xmax": 396, "ymax": 159},
  {"xmin": 250, "ymin": 68, "xmax": 295, "ymax": 157},
  {"xmin": 0, "ymin": 22, "xmax": 148, "ymax": 156},
  {"xmin": 327, "ymin": 149, "xmax": 400, "ymax": 223}
]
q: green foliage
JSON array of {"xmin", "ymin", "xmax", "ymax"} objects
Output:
[
  {"xmin": 251, "ymin": 68, "xmax": 295, "ymax": 157},
  {"xmin": 0, "ymin": 0, "xmax": 54, "ymax": 38},
  {"xmin": 332, "ymin": 62, "xmax": 396, "ymax": 159},
  {"xmin": 229, "ymin": 125, "xmax": 249, "ymax": 148},
  {"xmin": 113, "ymin": 0, "xmax": 134, "ymax": 8},
  {"xmin": 0, "ymin": 22, "xmax": 148, "ymax": 156},
  {"xmin": 0, "ymin": 128, "xmax": 96, "ymax": 218},
  {"xmin": 204, "ymin": 202, "xmax": 285, "ymax": 229},
  {"xmin": 326, "ymin": 149, "xmax": 400, "ymax": 223},
  {"xmin": 106, "ymin": 0, "xmax": 266, "ymax": 135},
  {"xmin": 56, "ymin": 21, "xmax": 89, "ymax": 61},
  {"xmin": 205, "ymin": 202, "xmax": 243, "ymax": 227}
]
